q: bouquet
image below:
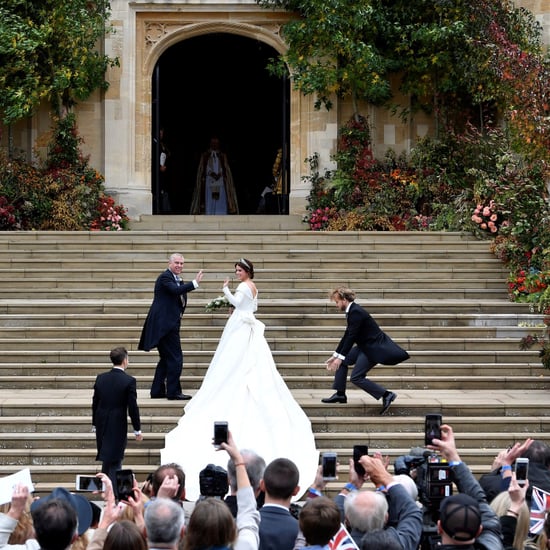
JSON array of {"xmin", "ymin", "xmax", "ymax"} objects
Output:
[{"xmin": 205, "ymin": 295, "xmax": 230, "ymax": 312}]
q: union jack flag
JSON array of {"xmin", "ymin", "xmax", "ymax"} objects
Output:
[
  {"xmin": 529, "ymin": 486, "xmax": 550, "ymax": 535},
  {"xmin": 329, "ymin": 524, "xmax": 359, "ymax": 550}
]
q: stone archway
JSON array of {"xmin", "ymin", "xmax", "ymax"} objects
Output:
[
  {"xmin": 151, "ymin": 33, "xmax": 289, "ymax": 215},
  {"xmin": 135, "ymin": 14, "xmax": 318, "ymax": 216}
]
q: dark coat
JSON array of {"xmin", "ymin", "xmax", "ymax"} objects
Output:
[
  {"xmin": 259, "ymin": 505, "xmax": 299, "ymax": 550},
  {"xmin": 138, "ymin": 269, "xmax": 196, "ymax": 351},
  {"xmin": 92, "ymin": 368, "xmax": 141, "ymax": 462},
  {"xmin": 336, "ymin": 301, "xmax": 409, "ymax": 365}
]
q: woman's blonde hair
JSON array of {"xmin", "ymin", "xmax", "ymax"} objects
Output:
[{"xmin": 490, "ymin": 491, "xmax": 530, "ymax": 549}]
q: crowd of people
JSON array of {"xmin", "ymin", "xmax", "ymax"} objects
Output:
[
  {"xmin": 2, "ymin": 254, "xmax": 549, "ymax": 550},
  {"xmin": 2, "ymin": 429, "xmax": 550, "ymax": 550}
]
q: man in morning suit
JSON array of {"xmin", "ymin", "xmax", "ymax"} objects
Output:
[
  {"xmin": 92, "ymin": 347, "xmax": 142, "ymax": 491},
  {"xmin": 138, "ymin": 253, "xmax": 204, "ymax": 400},
  {"xmin": 323, "ymin": 286, "xmax": 410, "ymax": 414},
  {"xmin": 258, "ymin": 458, "xmax": 301, "ymax": 550}
]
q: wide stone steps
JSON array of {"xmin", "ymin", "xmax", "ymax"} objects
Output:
[{"xmin": 0, "ymin": 227, "xmax": 547, "ymax": 496}]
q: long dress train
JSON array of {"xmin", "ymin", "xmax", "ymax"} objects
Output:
[{"xmin": 161, "ymin": 282, "xmax": 319, "ymax": 501}]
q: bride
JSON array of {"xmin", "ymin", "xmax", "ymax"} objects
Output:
[{"xmin": 161, "ymin": 258, "xmax": 319, "ymax": 501}]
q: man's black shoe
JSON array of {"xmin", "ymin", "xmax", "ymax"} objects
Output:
[
  {"xmin": 321, "ymin": 393, "xmax": 347, "ymax": 404},
  {"xmin": 167, "ymin": 394, "xmax": 192, "ymax": 400},
  {"xmin": 380, "ymin": 392, "xmax": 397, "ymax": 415},
  {"xmin": 150, "ymin": 394, "xmax": 166, "ymax": 399}
]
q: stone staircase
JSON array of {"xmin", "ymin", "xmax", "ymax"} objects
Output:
[{"xmin": 0, "ymin": 219, "xmax": 548, "ymax": 496}]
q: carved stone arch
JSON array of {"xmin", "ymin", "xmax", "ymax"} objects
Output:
[{"xmin": 135, "ymin": 13, "xmax": 312, "ymax": 215}]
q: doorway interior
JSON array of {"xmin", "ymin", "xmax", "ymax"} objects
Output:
[{"xmin": 152, "ymin": 33, "xmax": 289, "ymax": 215}]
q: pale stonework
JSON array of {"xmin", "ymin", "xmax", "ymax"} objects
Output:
[{"xmin": 1, "ymin": 0, "xmax": 548, "ymax": 219}]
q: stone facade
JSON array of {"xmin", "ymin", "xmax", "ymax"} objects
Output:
[{"xmin": 2, "ymin": 0, "xmax": 549, "ymax": 219}]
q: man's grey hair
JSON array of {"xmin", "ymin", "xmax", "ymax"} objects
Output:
[
  {"xmin": 345, "ymin": 490, "xmax": 388, "ymax": 533},
  {"xmin": 227, "ymin": 449, "xmax": 266, "ymax": 492},
  {"xmin": 144, "ymin": 498, "xmax": 184, "ymax": 545}
]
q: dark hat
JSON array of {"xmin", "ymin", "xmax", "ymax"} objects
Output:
[
  {"xmin": 30, "ymin": 487, "xmax": 93, "ymax": 536},
  {"xmin": 439, "ymin": 493, "xmax": 481, "ymax": 542}
]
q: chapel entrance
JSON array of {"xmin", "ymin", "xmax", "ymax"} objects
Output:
[{"xmin": 151, "ymin": 33, "xmax": 290, "ymax": 215}]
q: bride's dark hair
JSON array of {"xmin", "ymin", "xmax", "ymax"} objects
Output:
[{"xmin": 235, "ymin": 258, "xmax": 254, "ymax": 279}]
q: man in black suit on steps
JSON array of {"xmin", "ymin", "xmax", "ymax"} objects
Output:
[
  {"xmin": 323, "ymin": 286, "xmax": 410, "ymax": 415},
  {"xmin": 92, "ymin": 346, "xmax": 142, "ymax": 491},
  {"xmin": 138, "ymin": 253, "xmax": 203, "ymax": 400}
]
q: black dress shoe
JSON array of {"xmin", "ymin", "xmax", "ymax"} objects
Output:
[
  {"xmin": 167, "ymin": 394, "xmax": 192, "ymax": 400},
  {"xmin": 150, "ymin": 394, "xmax": 166, "ymax": 399},
  {"xmin": 321, "ymin": 393, "xmax": 347, "ymax": 404},
  {"xmin": 380, "ymin": 392, "xmax": 397, "ymax": 415}
]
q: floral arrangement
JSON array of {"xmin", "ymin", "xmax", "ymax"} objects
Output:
[
  {"xmin": 471, "ymin": 200, "xmax": 501, "ymax": 234},
  {"xmin": 205, "ymin": 295, "xmax": 230, "ymax": 312},
  {"xmin": 508, "ymin": 268, "xmax": 550, "ymax": 302},
  {"xmin": 90, "ymin": 195, "xmax": 129, "ymax": 231},
  {"xmin": 305, "ymin": 206, "xmax": 336, "ymax": 231}
]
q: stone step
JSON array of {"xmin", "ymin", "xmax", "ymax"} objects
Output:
[
  {"xmin": 0, "ymin": 312, "xmax": 538, "ymax": 328},
  {"xmin": 1, "ymin": 414, "xmax": 546, "ymax": 437},
  {"xmin": 0, "ymin": 348, "xmax": 540, "ymax": 364},
  {"xmin": 0, "ymin": 324, "xmax": 533, "ymax": 340},
  {"xmin": 0, "ymin": 299, "xmax": 529, "ymax": 315},
  {"xmin": 0, "ymin": 374, "xmax": 546, "ymax": 391}
]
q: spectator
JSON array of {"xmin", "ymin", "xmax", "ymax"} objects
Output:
[
  {"xmin": 479, "ymin": 438, "xmax": 534, "ymax": 503},
  {"xmin": 259, "ymin": 458, "xmax": 301, "ymax": 550},
  {"xmin": 490, "ymin": 474, "xmax": 530, "ymax": 550},
  {"xmin": 183, "ymin": 431, "xmax": 260, "ymax": 550},
  {"xmin": 226, "ymin": 450, "xmax": 266, "ymax": 517},
  {"xmin": 0, "ymin": 484, "xmax": 93, "ymax": 550},
  {"xmin": 102, "ymin": 520, "xmax": 147, "ymax": 550},
  {"xmin": 343, "ymin": 454, "xmax": 423, "ymax": 550},
  {"xmin": 360, "ymin": 529, "xmax": 404, "ymax": 550},
  {"xmin": 298, "ymin": 497, "xmax": 341, "ymax": 549},
  {"xmin": 144, "ymin": 499, "xmax": 185, "ymax": 550},
  {"xmin": 428, "ymin": 424, "xmax": 504, "ymax": 549}
]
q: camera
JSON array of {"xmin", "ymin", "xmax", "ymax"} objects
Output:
[
  {"xmin": 116, "ymin": 469, "xmax": 135, "ymax": 502},
  {"xmin": 213, "ymin": 421, "xmax": 228, "ymax": 448},
  {"xmin": 424, "ymin": 414, "xmax": 442, "ymax": 446},
  {"xmin": 75, "ymin": 475, "xmax": 104, "ymax": 492},
  {"xmin": 353, "ymin": 445, "xmax": 369, "ymax": 477},
  {"xmin": 515, "ymin": 457, "xmax": 529, "ymax": 486},
  {"xmin": 199, "ymin": 464, "xmax": 229, "ymax": 498},
  {"xmin": 322, "ymin": 452, "xmax": 337, "ymax": 480}
]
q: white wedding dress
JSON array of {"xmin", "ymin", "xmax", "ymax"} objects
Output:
[{"xmin": 161, "ymin": 282, "xmax": 319, "ymax": 501}]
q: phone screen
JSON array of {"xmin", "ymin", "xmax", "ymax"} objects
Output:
[
  {"xmin": 76, "ymin": 475, "xmax": 103, "ymax": 492},
  {"xmin": 116, "ymin": 469, "xmax": 135, "ymax": 502},
  {"xmin": 322, "ymin": 453, "xmax": 337, "ymax": 480},
  {"xmin": 515, "ymin": 459, "xmax": 529, "ymax": 485},
  {"xmin": 213, "ymin": 421, "xmax": 228, "ymax": 447},
  {"xmin": 425, "ymin": 414, "xmax": 442, "ymax": 446},
  {"xmin": 353, "ymin": 445, "xmax": 369, "ymax": 477}
]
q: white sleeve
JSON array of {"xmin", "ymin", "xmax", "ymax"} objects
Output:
[{"xmin": 223, "ymin": 284, "xmax": 245, "ymax": 308}]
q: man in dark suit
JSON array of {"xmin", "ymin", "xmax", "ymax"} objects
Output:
[
  {"xmin": 323, "ymin": 286, "xmax": 409, "ymax": 414},
  {"xmin": 138, "ymin": 253, "xmax": 204, "ymax": 400},
  {"xmin": 92, "ymin": 347, "xmax": 142, "ymax": 491},
  {"xmin": 259, "ymin": 458, "xmax": 300, "ymax": 550}
]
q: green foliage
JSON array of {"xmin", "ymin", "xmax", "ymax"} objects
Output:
[
  {"xmin": 0, "ymin": 114, "xmax": 128, "ymax": 231},
  {"xmin": 0, "ymin": 0, "xmax": 117, "ymax": 124}
]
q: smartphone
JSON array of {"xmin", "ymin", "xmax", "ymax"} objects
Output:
[
  {"xmin": 515, "ymin": 457, "xmax": 529, "ymax": 486},
  {"xmin": 322, "ymin": 452, "xmax": 337, "ymax": 480},
  {"xmin": 75, "ymin": 475, "xmax": 104, "ymax": 492},
  {"xmin": 425, "ymin": 413, "xmax": 442, "ymax": 446},
  {"xmin": 353, "ymin": 445, "xmax": 369, "ymax": 477},
  {"xmin": 213, "ymin": 421, "xmax": 229, "ymax": 448},
  {"xmin": 115, "ymin": 469, "xmax": 135, "ymax": 502}
]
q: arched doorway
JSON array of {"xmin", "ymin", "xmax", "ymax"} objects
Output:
[{"xmin": 151, "ymin": 33, "xmax": 289, "ymax": 215}]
